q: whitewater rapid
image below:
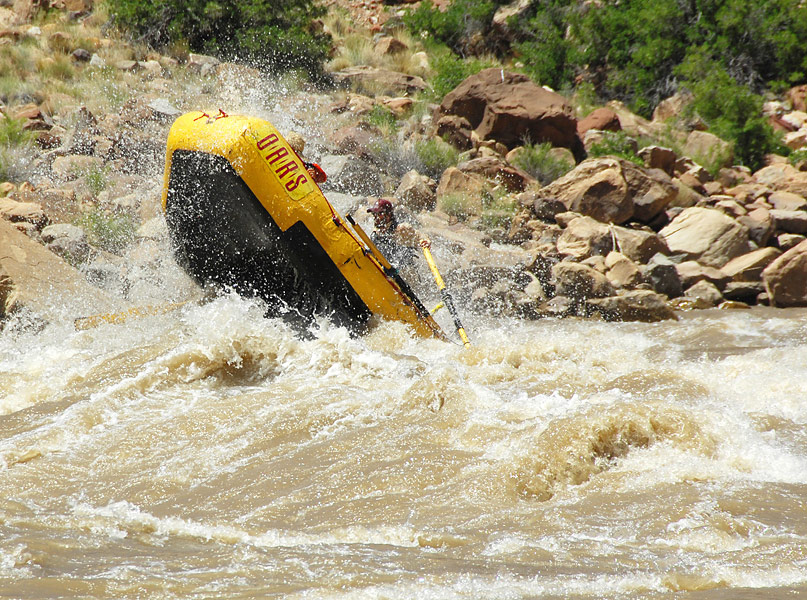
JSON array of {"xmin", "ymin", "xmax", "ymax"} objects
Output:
[{"xmin": 1, "ymin": 291, "xmax": 806, "ymax": 598}]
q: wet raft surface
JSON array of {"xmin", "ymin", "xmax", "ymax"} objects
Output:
[{"xmin": 165, "ymin": 149, "xmax": 371, "ymax": 332}]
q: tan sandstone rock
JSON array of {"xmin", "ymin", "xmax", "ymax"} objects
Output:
[
  {"xmin": 660, "ymin": 207, "xmax": 750, "ymax": 267},
  {"xmin": 437, "ymin": 68, "xmax": 584, "ymax": 160},
  {"xmin": 536, "ymin": 157, "xmax": 675, "ymax": 224},
  {"xmin": 721, "ymin": 247, "xmax": 782, "ymax": 282},
  {"xmin": 762, "ymin": 239, "xmax": 807, "ymax": 307},
  {"xmin": 1, "ymin": 218, "xmax": 117, "ymax": 323},
  {"xmin": 586, "ymin": 290, "xmax": 677, "ymax": 322}
]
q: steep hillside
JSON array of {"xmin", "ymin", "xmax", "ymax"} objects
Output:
[{"xmin": 3, "ymin": 0, "xmax": 807, "ymax": 330}]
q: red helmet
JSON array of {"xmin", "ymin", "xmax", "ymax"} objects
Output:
[{"xmin": 367, "ymin": 198, "xmax": 394, "ymax": 214}]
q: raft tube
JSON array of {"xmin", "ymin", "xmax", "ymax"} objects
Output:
[{"xmin": 161, "ymin": 110, "xmax": 444, "ymax": 338}]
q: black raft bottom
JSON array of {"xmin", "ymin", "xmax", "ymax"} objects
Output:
[{"xmin": 165, "ymin": 150, "xmax": 372, "ymax": 333}]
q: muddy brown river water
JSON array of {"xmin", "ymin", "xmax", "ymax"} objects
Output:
[{"xmin": 1, "ymin": 290, "xmax": 806, "ymax": 598}]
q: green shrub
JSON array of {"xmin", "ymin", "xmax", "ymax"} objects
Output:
[
  {"xmin": 363, "ymin": 105, "xmax": 398, "ymax": 131},
  {"xmin": 37, "ymin": 55, "xmax": 75, "ymax": 81},
  {"xmin": 587, "ymin": 131, "xmax": 643, "ymax": 165},
  {"xmin": 437, "ymin": 192, "xmax": 480, "ymax": 219},
  {"xmin": 0, "ymin": 115, "xmax": 33, "ymax": 146},
  {"xmin": 84, "ymin": 164, "xmax": 110, "ymax": 198},
  {"xmin": 427, "ymin": 51, "xmax": 498, "ymax": 100},
  {"xmin": 403, "ymin": 0, "xmax": 498, "ymax": 57},
  {"xmin": 510, "ymin": 142, "xmax": 573, "ymax": 185},
  {"xmin": 480, "ymin": 193, "xmax": 517, "ymax": 230},
  {"xmin": 675, "ymin": 49, "xmax": 784, "ymax": 170},
  {"xmin": 0, "ymin": 116, "xmax": 36, "ymax": 182},
  {"xmin": 106, "ymin": 0, "xmax": 331, "ymax": 78},
  {"xmin": 74, "ymin": 209, "xmax": 136, "ymax": 254},
  {"xmin": 789, "ymin": 148, "xmax": 807, "ymax": 167},
  {"xmin": 512, "ymin": 4, "xmax": 572, "ymax": 90},
  {"xmin": 414, "ymin": 138, "xmax": 459, "ymax": 179}
]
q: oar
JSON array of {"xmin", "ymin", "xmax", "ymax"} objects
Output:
[
  {"xmin": 74, "ymin": 300, "xmax": 190, "ymax": 331},
  {"xmin": 419, "ymin": 240, "xmax": 471, "ymax": 348}
]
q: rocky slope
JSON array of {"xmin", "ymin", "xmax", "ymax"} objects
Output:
[{"xmin": 3, "ymin": 0, "xmax": 807, "ymax": 330}]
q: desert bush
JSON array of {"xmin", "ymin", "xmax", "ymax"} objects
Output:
[
  {"xmin": 510, "ymin": 142, "xmax": 573, "ymax": 185},
  {"xmin": 402, "ymin": 0, "xmax": 499, "ymax": 57},
  {"xmin": 675, "ymin": 49, "xmax": 784, "ymax": 170},
  {"xmin": 84, "ymin": 164, "xmax": 110, "ymax": 198},
  {"xmin": 587, "ymin": 131, "xmax": 643, "ymax": 165},
  {"xmin": 0, "ymin": 114, "xmax": 37, "ymax": 187},
  {"xmin": 414, "ymin": 138, "xmax": 459, "ymax": 179},
  {"xmin": 37, "ymin": 55, "xmax": 75, "ymax": 81},
  {"xmin": 363, "ymin": 105, "xmax": 399, "ymax": 135},
  {"xmin": 106, "ymin": 0, "xmax": 331, "ymax": 78},
  {"xmin": 74, "ymin": 209, "xmax": 136, "ymax": 254},
  {"xmin": 480, "ymin": 192, "xmax": 518, "ymax": 229},
  {"xmin": 512, "ymin": 4, "xmax": 573, "ymax": 91},
  {"xmin": 427, "ymin": 50, "xmax": 497, "ymax": 100},
  {"xmin": 789, "ymin": 148, "xmax": 807, "ymax": 167},
  {"xmin": 0, "ymin": 115, "xmax": 33, "ymax": 146}
]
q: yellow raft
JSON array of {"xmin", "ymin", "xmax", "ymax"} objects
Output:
[{"xmin": 161, "ymin": 110, "xmax": 444, "ymax": 338}]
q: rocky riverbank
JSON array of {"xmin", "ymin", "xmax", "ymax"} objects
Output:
[{"xmin": 2, "ymin": 0, "xmax": 807, "ymax": 330}]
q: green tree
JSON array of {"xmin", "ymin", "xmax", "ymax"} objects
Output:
[
  {"xmin": 675, "ymin": 47, "xmax": 783, "ymax": 170},
  {"xmin": 512, "ymin": 3, "xmax": 571, "ymax": 90},
  {"xmin": 107, "ymin": 0, "xmax": 331, "ymax": 77},
  {"xmin": 403, "ymin": 0, "xmax": 500, "ymax": 57}
]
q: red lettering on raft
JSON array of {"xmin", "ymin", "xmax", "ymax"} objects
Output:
[
  {"xmin": 286, "ymin": 173, "xmax": 308, "ymax": 191},
  {"xmin": 265, "ymin": 147, "xmax": 289, "ymax": 164},
  {"xmin": 256, "ymin": 134, "xmax": 278, "ymax": 150},
  {"xmin": 255, "ymin": 131, "xmax": 310, "ymax": 194},
  {"xmin": 275, "ymin": 160, "xmax": 298, "ymax": 179}
]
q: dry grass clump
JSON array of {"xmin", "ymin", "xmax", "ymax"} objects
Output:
[{"xmin": 325, "ymin": 12, "xmax": 428, "ymax": 79}]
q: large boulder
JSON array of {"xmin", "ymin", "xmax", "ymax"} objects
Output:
[
  {"xmin": 762, "ymin": 239, "xmax": 807, "ymax": 307},
  {"xmin": 612, "ymin": 226, "xmax": 669, "ymax": 264},
  {"xmin": 435, "ymin": 167, "xmax": 487, "ymax": 208},
  {"xmin": 394, "ymin": 170, "xmax": 436, "ymax": 212},
  {"xmin": 534, "ymin": 158, "xmax": 676, "ymax": 224},
  {"xmin": 675, "ymin": 260, "xmax": 731, "ymax": 290},
  {"xmin": 659, "ymin": 207, "xmax": 750, "ymax": 267},
  {"xmin": 556, "ymin": 216, "xmax": 613, "ymax": 259},
  {"xmin": 683, "ymin": 130, "xmax": 733, "ymax": 167},
  {"xmin": 1, "ymin": 218, "xmax": 116, "ymax": 323},
  {"xmin": 789, "ymin": 85, "xmax": 807, "ymax": 112},
  {"xmin": 753, "ymin": 163, "xmax": 807, "ymax": 197},
  {"xmin": 642, "ymin": 254, "xmax": 683, "ymax": 298},
  {"xmin": 552, "ymin": 262, "xmax": 615, "ymax": 300},
  {"xmin": 738, "ymin": 206, "xmax": 775, "ymax": 247},
  {"xmin": 721, "ymin": 247, "xmax": 782, "ymax": 282},
  {"xmin": 331, "ymin": 66, "xmax": 427, "ymax": 96},
  {"xmin": 41, "ymin": 223, "xmax": 92, "ymax": 264},
  {"xmin": 577, "ymin": 107, "xmax": 621, "ymax": 136},
  {"xmin": 769, "ymin": 209, "xmax": 807, "ymax": 235},
  {"xmin": 586, "ymin": 290, "xmax": 677, "ymax": 322},
  {"xmin": 456, "ymin": 156, "xmax": 534, "ymax": 192},
  {"xmin": 437, "ymin": 68, "xmax": 584, "ymax": 160},
  {"xmin": 604, "ymin": 251, "xmax": 642, "ymax": 288},
  {"xmin": 0, "ymin": 198, "xmax": 48, "ymax": 229}
]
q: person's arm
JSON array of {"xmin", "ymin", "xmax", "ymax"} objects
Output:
[{"xmin": 303, "ymin": 161, "xmax": 327, "ymax": 183}]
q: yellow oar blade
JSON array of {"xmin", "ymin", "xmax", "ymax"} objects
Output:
[
  {"xmin": 420, "ymin": 242, "xmax": 470, "ymax": 348},
  {"xmin": 74, "ymin": 301, "xmax": 190, "ymax": 331}
]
